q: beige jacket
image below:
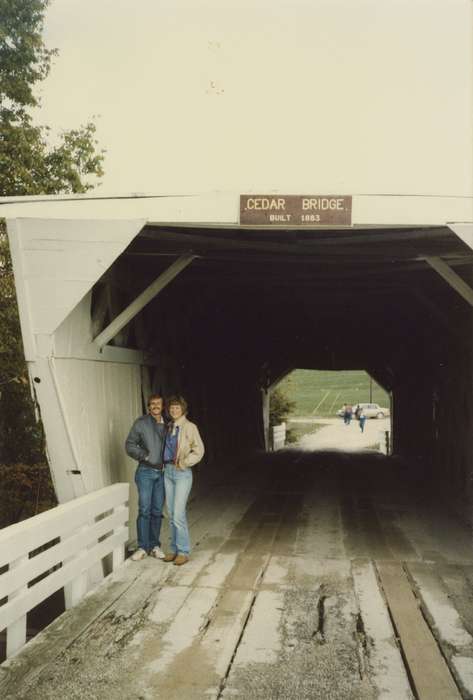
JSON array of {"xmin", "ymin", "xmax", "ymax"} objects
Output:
[{"xmin": 172, "ymin": 416, "xmax": 205, "ymax": 469}]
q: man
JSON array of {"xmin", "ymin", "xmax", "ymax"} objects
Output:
[{"xmin": 125, "ymin": 394, "xmax": 167, "ymax": 561}]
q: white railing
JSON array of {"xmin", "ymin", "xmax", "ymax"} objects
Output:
[
  {"xmin": 0, "ymin": 482, "xmax": 129, "ymax": 660},
  {"xmin": 272, "ymin": 422, "xmax": 286, "ymax": 451},
  {"xmin": 378, "ymin": 430, "xmax": 391, "ymax": 455}
]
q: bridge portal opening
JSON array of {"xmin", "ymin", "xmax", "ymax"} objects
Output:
[
  {"xmin": 272, "ymin": 369, "xmax": 391, "ymax": 454},
  {"xmin": 85, "ymin": 221, "xmax": 473, "ymax": 526}
]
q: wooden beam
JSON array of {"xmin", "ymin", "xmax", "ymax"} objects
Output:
[
  {"xmin": 125, "ymin": 245, "xmax": 473, "ymax": 271},
  {"xmin": 377, "ymin": 561, "xmax": 461, "ymax": 700},
  {"xmin": 94, "ymin": 254, "xmax": 195, "ymax": 349},
  {"xmin": 138, "ymin": 227, "xmax": 463, "ymax": 259},
  {"xmin": 425, "ymin": 256, "xmax": 473, "ymax": 308},
  {"xmin": 142, "ymin": 225, "xmax": 451, "ymax": 246}
]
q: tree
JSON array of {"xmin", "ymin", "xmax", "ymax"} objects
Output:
[
  {"xmin": 0, "ymin": 0, "xmax": 54, "ymax": 120},
  {"xmin": 269, "ymin": 387, "xmax": 295, "ymax": 426},
  {"xmin": 0, "ymin": 0, "xmax": 104, "ymax": 195},
  {"xmin": 0, "ymin": 0, "xmax": 104, "ymax": 515},
  {"xmin": 0, "ymin": 119, "xmax": 104, "ymax": 195}
]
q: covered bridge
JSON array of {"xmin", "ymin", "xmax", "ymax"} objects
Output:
[{"xmin": 2, "ymin": 192, "xmax": 473, "ymax": 528}]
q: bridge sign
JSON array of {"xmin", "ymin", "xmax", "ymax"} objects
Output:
[{"xmin": 240, "ymin": 194, "xmax": 352, "ymax": 226}]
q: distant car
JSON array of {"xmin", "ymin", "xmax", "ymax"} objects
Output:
[{"xmin": 336, "ymin": 403, "xmax": 390, "ymax": 419}]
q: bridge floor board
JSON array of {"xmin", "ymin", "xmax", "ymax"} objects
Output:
[{"xmin": 2, "ymin": 452, "xmax": 473, "ymax": 699}]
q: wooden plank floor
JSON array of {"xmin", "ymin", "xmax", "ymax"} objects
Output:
[
  {"xmin": 377, "ymin": 561, "xmax": 461, "ymax": 700},
  {"xmin": 2, "ymin": 451, "xmax": 473, "ymax": 699}
]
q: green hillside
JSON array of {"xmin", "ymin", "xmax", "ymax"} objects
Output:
[{"xmin": 277, "ymin": 369, "xmax": 390, "ymax": 418}]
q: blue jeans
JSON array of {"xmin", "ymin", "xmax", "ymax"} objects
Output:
[
  {"xmin": 135, "ymin": 465, "xmax": 165, "ymax": 552},
  {"xmin": 164, "ymin": 464, "xmax": 193, "ymax": 555}
]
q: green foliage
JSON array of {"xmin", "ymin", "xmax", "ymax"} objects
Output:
[
  {"xmin": 269, "ymin": 387, "xmax": 295, "ymax": 426},
  {"xmin": 0, "ymin": 462, "xmax": 57, "ymax": 528},
  {"xmin": 0, "ymin": 0, "xmax": 104, "ymax": 198},
  {"xmin": 0, "ymin": 119, "xmax": 104, "ymax": 195},
  {"xmin": 0, "ymin": 0, "xmax": 54, "ymax": 119},
  {"xmin": 0, "ymin": 0, "xmax": 105, "ymax": 522}
]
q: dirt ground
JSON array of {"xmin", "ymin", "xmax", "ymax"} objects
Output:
[
  {"xmin": 291, "ymin": 415, "xmax": 390, "ymax": 451},
  {"xmin": 2, "ymin": 450, "xmax": 473, "ymax": 699}
]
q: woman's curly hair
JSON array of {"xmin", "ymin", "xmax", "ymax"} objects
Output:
[{"xmin": 166, "ymin": 395, "xmax": 188, "ymax": 414}]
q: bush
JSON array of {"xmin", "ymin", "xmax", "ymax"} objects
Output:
[{"xmin": 269, "ymin": 387, "xmax": 295, "ymax": 426}]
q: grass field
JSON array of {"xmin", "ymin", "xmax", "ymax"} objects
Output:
[{"xmin": 277, "ymin": 369, "xmax": 390, "ymax": 418}]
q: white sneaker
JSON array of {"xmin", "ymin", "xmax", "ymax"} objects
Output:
[
  {"xmin": 150, "ymin": 546, "xmax": 165, "ymax": 559},
  {"xmin": 131, "ymin": 548, "xmax": 147, "ymax": 561}
]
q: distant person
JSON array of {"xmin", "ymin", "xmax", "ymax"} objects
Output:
[
  {"xmin": 354, "ymin": 404, "xmax": 361, "ymax": 420},
  {"xmin": 344, "ymin": 404, "xmax": 353, "ymax": 425},
  {"xmin": 359, "ymin": 410, "xmax": 367, "ymax": 433},
  {"xmin": 125, "ymin": 394, "xmax": 167, "ymax": 561},
  {"xmin": 162, "ymin": 395, "xmax": 205, "ymax": 566}
]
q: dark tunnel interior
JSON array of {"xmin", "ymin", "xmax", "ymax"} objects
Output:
[{"xmin": 92, "ymin": 223, "xmax": 473, "ymax": 523}]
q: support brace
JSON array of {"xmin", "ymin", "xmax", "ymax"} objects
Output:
[
  {"xmin": 94, "ymin": 254, "xmax": 195, "ymax": 349},
  {"xmin": 425, "ymin": 256, "xmax": 473, "ymax": 308}
]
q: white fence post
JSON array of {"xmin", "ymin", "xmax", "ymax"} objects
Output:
[
  {"xmin": 112, "ymin": 505, "xmax": 128, "ymax": 570},
  {"xmin": 378, "ymin": 430, "xmax": 390, "ymax": 455},
  {"xmin": 64, "ymin": 524, "xmax": 89, "ymax": 610},
  {"xmin": 271, "ymin": 422, "xmax": 286, "ymax": 451},
  {"xmin": 6, "ymin": 555, "xmax": 28, "ymax": 658}
]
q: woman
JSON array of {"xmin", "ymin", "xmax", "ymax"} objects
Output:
[{"xmin": 163, "ymin": 395, "xmax": 205, "ymax": 566}]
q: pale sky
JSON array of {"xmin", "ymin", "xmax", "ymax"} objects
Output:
[{"xmin": 37, "ymin": 0, "xmax": 473, "ymax": 197}]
